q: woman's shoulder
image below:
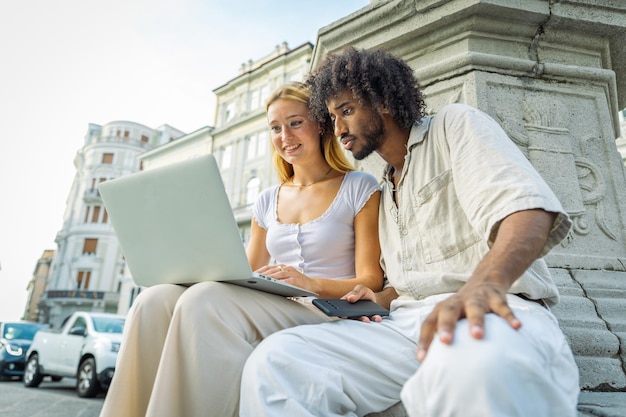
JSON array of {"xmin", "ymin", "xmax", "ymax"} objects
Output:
[
  {"xmin": 258, "ymin": 183, "xmax": 280, "ymax": 198},
  {"xmin": 344, "ymin": 170, "xmax": 381, "ymax": 188},
  {"xmin": 253, "ymin": 183, "xmax": 280, "ymax": 212},
  {"xmin": 338, "ymin": 170, "xmax": 381, "ymax": 213}
]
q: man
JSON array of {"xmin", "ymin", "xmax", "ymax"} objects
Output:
[{"xmin": 240, "ymin": 47, "xmax": 579, "ymax": 417}]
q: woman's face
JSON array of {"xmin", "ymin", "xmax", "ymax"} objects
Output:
[{"xmin": 267, "ymin": 98, "xmax": 322, "ymax": 165}]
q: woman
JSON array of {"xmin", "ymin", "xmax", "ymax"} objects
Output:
[{"xmin": 99, "ymin": 82, "xmax": 383, "ymax": 417}]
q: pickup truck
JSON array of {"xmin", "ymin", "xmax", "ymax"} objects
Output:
[{"xmin": 24, "ymin": 311, "xmax": 125, "ymax": 397}]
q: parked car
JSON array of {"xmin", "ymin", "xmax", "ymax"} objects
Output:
[
  {"xmin": 0, "ymin": 321, "xmax": 48, "ymax": 381},
  {"xmin": 24, "ymin": 311, "xmax": 125, "ymax": 397}
]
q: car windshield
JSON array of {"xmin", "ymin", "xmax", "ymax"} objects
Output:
[
  {"xmin": 2, "ymin": 323, "xmax": 47, "ymax": 341},
  {"xmin": 91, "ymin": 317, "xmax": 125, "ymax": 334}
]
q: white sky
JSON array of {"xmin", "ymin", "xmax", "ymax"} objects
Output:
[{"xmin": 0, "ymin": 0, "xmax": 370, "ymax": 320}]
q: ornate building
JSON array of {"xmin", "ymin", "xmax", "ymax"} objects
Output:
[
  {"xmin": 139, "ymin": 42, "xmax": 313, "ymax": 240},
  {"xmin": 210, "ymin": 42, "xmax": 314, "ymax": 242},
  {"xmin": 39, "ymin": 121, "xmax": 185, "ymax": 328}
]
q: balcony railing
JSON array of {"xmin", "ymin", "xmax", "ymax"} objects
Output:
[
  {"xmin": 45, "ymin": 290, "xmax": 105, "ymax": 300},
  {"xmin": 83, "ymin": 188, "xmax": 101, "ymax": 201}
]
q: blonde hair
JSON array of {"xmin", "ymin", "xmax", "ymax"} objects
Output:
[{"xmin": 265, "ymin": 82, "xmax": 354, "ymax": 183}]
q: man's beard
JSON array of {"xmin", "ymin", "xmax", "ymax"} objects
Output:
[{"xmin": 352, "ymin": 113, "xmax": 385, "ymax": 160}]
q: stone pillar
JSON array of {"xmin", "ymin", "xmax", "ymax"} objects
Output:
[{"xmin": 312, "ymin": 0, "xmax": 626, "ymax": 393}]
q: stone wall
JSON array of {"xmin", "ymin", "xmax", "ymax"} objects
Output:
[{"xmin": 310, "ymin": 0, "xmax": 626, "ymax": 409}]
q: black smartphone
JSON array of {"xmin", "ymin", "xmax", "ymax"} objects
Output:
[{"xmin": 312, "ymin": 298, "xmax": 390, "ymax": 318}]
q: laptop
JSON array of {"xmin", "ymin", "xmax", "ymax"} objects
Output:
[{"xmin": 98, "ymin": 154, "xmax": 317, "ymax": 297}]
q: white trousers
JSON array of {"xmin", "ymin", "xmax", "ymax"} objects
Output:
[
  {"xmin": 98, "ymin": 282, "xmax": 331, "ymax": 417},
  {"xmin": 240, "ymin": 294, "xmax": 579, "ymax": 417}
]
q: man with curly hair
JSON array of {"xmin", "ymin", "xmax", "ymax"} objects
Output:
[{"xmin": 240, "ymin": 47, "xmax": 580, "ymax": 417}]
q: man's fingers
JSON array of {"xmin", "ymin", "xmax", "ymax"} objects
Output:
[
  {"xmin": 464, "ymin": 300, "xmax": 487, "ymax": 339},
  {"xmin": 417, "ymin": 301, "xmax": 458, "ymax": 361},
  {"xmin": 435, "ymin": 300, "xmax": 462, "ymax": 344},
  {"xmin": 416, "ymin": 313, "xmax": 437, "ymax": 362},
  {"xmin": 490, "ymin": 299, "xmax": 522, "ymax": 330}
]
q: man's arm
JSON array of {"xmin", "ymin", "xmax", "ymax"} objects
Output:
[{"xmin": 416, "ymin": 209, "xmax": 557, "ymax": 361}]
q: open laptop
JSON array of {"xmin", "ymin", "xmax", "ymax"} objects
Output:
[{"xmin": 98, "ymin": 154, "xmax": 317, "ymax": 297}]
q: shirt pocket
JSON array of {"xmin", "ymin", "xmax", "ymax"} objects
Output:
[{"xmin": 414, "ymin": 169, "xmax": 482, "ymax": 264}]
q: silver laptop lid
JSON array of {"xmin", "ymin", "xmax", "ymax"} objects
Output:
[{"xmin": 99, "ymin": 154, "xmax": 260, "ymax": 286}]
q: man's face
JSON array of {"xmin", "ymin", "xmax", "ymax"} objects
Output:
[{"xmin": 326, "ymin": 90, "xmax": 385, "ymax": 160}]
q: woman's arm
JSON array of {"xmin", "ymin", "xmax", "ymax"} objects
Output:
[{"xmin": 246, "ymin": 218, "xmax": 271, "ymax": 271}]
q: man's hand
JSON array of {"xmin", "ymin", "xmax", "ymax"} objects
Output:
[
  {"xmin": 416, "ymin": 280, "xmax": 521, "ymax": 362},
  {"xmin": 415, "ymin": 209, "xmax": 556, "ymax": 362}
]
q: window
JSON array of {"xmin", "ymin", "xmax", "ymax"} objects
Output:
[
  {"xmin": 102, "ymin": 209, "xmax": 108, "ymax": 223},
  {"xmin": 83, "ymin": 205, "xmax": 104, "ymax": 223},
  {"xmin": 69, "ymin": 316, "xmax": 87, "ymax": 333},
  {"xmin": 129, "ymin": 286, "xmax": 143, "ymax": 308},
  {"xmin": 249, "ymin": 89, "xmax": 260, "ymax": 111},
  {"xmin": 224, "ymin": 101, "xmax": 236, "ymax": 123},
  {"xmin": 221, "ymin": 145, "xmax": 232, "ymax": 169},
  {"xmin": 257, "ymin": 131, "xmax": 267, "ymax": 156},
  {"xmin": 259, "ymin": 85, "xmax": 270, "ymax": 106},
  {"xmin": 123, "ymin": 130, "xmax": 130, "ymax": 138},
  {"xmin": 286, "ymin": 71, "xmax": 302, "ymax": 82},
  {"xmin": 246, "ymin": 177, "xmax": 261, "ymax": 205},
  {"xmin": 246, "ymin": 132, "xmax": 267, "ymax": 160},
  {"xmin": 83, "ymin": 238, "xmax": 98, "ymax": 254},
  {"xmin": 141, "ymin": 135, "xmax": 149, "ymax": 143},
  {"xmin": 91, "ymin": 206, "xmax": 101, "ymax": 223},
  {"xmin": 76, "ymin": 270, "xmax": 91, "ymax": 290},
  {"xmin": 102, "ymin": 153, "xmax": 114, "ymax": 164},
  {"xmin": 246, "ymin": 135, "xmax": 257, "ymax": 160}
]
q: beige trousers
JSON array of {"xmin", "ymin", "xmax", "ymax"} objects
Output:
[{"xmin": 99, "ymin": 281, "xmax": 331, "ymax": 417}]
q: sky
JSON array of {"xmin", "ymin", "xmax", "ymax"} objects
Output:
[{"xmin": 0, "ymin": 0, "xmax": 370, "ymax": 320}]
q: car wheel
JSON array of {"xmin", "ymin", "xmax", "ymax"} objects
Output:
[
  {"xmin": 76, "ymin": 357, "xmax": 100, "ymax": 398},
  {"xmin": 23, "ymin": 354, "xmax": 43, "ymax": 387}
]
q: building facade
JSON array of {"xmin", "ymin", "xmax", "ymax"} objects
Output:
[
  {"xmin": 23, "ymin": 249, "xmax": 55, "ymax": 322},
  {"xmin": 39, "ymin": 121, "xmax": 185, "ymax": 328},
  {"xmin": 116, "ymin": 125, "xmax": 213, "ymax": 314},
  {"xmin": 210, "ymin": 42, "xmax": 314, "ymax": 242},
  {"xmin": 32, "ymin": 43, "xmax": 314, "ymax": 320},
  {"xmin": 138, "ymin": 42, "xmax": 313, "ymax": 242}
]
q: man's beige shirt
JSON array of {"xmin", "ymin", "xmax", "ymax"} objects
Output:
[{"xmin": 379, "ymin": 103, "xmax": 571, "ymax": 307}]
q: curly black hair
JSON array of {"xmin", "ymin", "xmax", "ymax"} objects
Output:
[{"xmin": 306, "ymin": 47, "xmax": 427, "ymax": 130}]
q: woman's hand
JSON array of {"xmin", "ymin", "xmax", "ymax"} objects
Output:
[
  {"xmin": 340, "ymin": 284, "xmax": 384, "ymax": 323},
  {"xmin": 255, "ymin": 264, "xmax": 319, "ymax": 293}
]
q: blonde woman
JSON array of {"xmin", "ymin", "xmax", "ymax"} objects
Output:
[{"xmin": 99, "ymin": 82, "xmax": 383, "ymax": 417}]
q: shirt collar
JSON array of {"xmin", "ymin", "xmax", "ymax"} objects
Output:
[
  {"xmin": 407, "ymin": 116, "xmax": 431, "ymax": 149},
  {"xmin": 382, "ymin": 116, "xmax": 432, "ymax": 182}
]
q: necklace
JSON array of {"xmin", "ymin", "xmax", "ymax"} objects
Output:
[{"xmin": 289, "ymin": 167, "xmax": 333, "ymax": 187}]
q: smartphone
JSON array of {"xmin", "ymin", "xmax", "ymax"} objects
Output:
[{"xmin": 312, "ymin": 298, "xmax": 390, "ymax": 318}]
